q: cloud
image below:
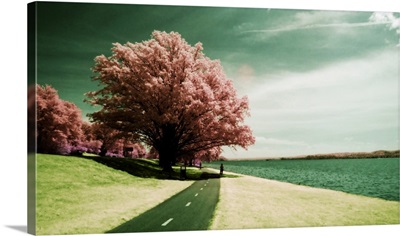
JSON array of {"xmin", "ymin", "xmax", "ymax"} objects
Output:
[
  {"xmin": 256, "ymin": 137, "xmax": 307, "ymax": 146},
  {"xmin": 240, "ymin": 11, "xmax": 400, "ymax": 49},
  {"xmin": 369, "ymin": 12, "xmax": 400, "ymax": 31},
  {"xmin": 241, "ymin": 11, "xmax": 385, "ymax": 35},
  {"xmin": 369, "ymin": 12, "xmax": 400, "ymax": 45},
  {"xmin": 235, "ymin": 64, "xmax": 255, "ymax": 94},
  {"xmin": 223, "ymin": 10, "xmax": 399, "ymax": 158},
  {"xmin": 243, "ymin": 21, "xmax": 385, "ymax": 34},
  {"xmin": 231, "ymin": 49, "xmax": 398, "ymax": 158},
  {"xmin": 249, "ymin": 49, "xmax": 397, "ymax": 103}
]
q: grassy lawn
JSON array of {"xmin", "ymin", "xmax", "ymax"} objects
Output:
[
  {"xmin": 36, "ymin": 154, "xmax": 196, "ymax": 235},
  {"xmin": 36, "ymin": 154, "xmax": 398, "ymax": 234},
  {"xmin": 210, "ymin": 172, "xmax": 400, "ymax": 230}
]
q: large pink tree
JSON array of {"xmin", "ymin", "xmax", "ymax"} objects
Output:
[{"xmin": 86, "ymin": 31, "xmax": 255, "ymax": 171}]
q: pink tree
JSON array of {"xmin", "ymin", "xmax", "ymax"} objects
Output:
[
  {"xmin": 193, "ymin": 147, "xmax": 222, "ymax": 163},
  {"xmin": 133, "ymin": 143, "xmax": 147, "ymax": 157},
  {"xmin": 81, "ymin": 121, "xmax": 102, "ymax": 154},
  {"xmin": 124, "ymin": 143, "xmax": 147, "ymax": 158},
  {"xmin": 86, "ymin": 31, "xmax": 255, "ymax": 171},
  {"xmin": 90, "ymin": 123, "xmax": 126, "ymax": 157},
  {"xmin": 106, "ymin": 138, "xmax": 125, "ymax": 157},
  {"xmin": 36, "ymin": 84, "xmax": 84, "ymax": 155},
  {"xmin": 145, "ymin": 147, "xmax": 159, "ymax": 159},
  {"xmin": 179, "ymin": 147, "xmax": 221, "ymax": 166},
  {"xmin": 90, "ymin": 122, "xmax": 142, "ymax": 157}
]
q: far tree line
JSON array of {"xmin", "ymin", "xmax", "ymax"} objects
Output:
[{"xmin": 35, "ymin": 84, "xmax": 149, "ymax": 159}]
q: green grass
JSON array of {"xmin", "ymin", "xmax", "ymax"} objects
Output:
[
  {"xmin": 211, "ymin": 173, "xmax": 400, "ymax": 229},
  {"xmin": 207, "ymin": 158, "xmax": 400, "ymax": 201},
  {"xmin": 39, "ymin": 153, "xmax": 395, "ymax": 234},
  {"xmin": 36, "ymin": 154, "xmax": 196, "ymax": 235}
]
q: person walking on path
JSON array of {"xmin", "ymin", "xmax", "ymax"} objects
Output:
[{"xmin": 220, "ymin": 163, "xmax": 224, "ymax": 176}]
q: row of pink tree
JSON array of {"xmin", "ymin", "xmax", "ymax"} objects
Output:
[
  {"xmin": 33, "ymin": 31, "xmax": 255, "ymax": 168},
  {"xmin": 33, "ymin": 83, "xmax": 225, "ymax": 163},
  {"xmin": 35, "ymin": 84, "xmax": 146, "ymax": 157}
]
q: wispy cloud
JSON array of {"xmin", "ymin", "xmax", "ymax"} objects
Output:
[
  {"xmin": 236, "ymin": 49, "xmax": 398, "ymax": 158},
  {"xmin": 248, "ymin": 49, "xmax": 396, "ymax": 98},
  {"xmin": 256, "ymin": 137, "xmax": 307, "ymax": 146},
  {"xmin": 243, "ymin": 21, "xmax": 387, "ymax": 34},
  {"xmin": 241, "ymin": 11, "xmax": 398, "ymax": 36}
]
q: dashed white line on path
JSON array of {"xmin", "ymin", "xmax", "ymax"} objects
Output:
[
  {"xmin": 200, "ymin": 188, "xmax": 203, "ymax": 190},
  {"xmin": 185, "ymin": 202, "xmax": 191, "ymax": 207},
  {"xmin": 161, "ymin": 218, "xmax": 173, "ymax": 226},
  {"xmin": 204, "ymin": 184, "xmax": 207, "ymax": 186},
  {"xmin": 195, "ymin": 193, "xmax": 198, "ymax": 197}
]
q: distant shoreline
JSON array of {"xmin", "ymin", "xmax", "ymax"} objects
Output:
[{"xmin": 223, "ymin": 150, "xmax": 399, "ymax": 161}]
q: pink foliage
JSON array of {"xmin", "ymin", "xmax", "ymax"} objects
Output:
[
  {"xmin": 36, "ymin": 84, "xmax": 84, "ymax": 155},
  {"xmin": 86, "ymin": 31, "xmax": 255, "ymax": 169},
  {"xmin": 90, "ymin": 123, "xmax": 121, "ymax": 156},
  {"xmin": 193, "ymin": 147, "xmax": 222, "ymax": 162},
  {"xmin": 124, "ymin": 143, "xmax": 147, "ymax": 158},
  {"xmin": 145, "ymin": 147, "xmax": 159, "ymax": 159},
  {"xmin": 83, "ymin": 140, "xmax": 102, "ymax": 154},
  {"xmin": 79, "ymin": 121, "xmax": 102, "ymax": 154},
  {"xmin": 89, "ymin": 122, "xmax": 146, "ymax": 158}
]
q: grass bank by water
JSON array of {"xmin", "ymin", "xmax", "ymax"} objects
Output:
[
  {"xmin": 36, "ymin": 154, "xmax": 399, "ymax": 234},
  {"xmin": 210, "ymin": 171, "xmax": 399, "ymax": 230},
  {"xmin": 36, "ymin": 154, "xmax": 195, "ymax": 235},
  {"xmin": 207, "ymin": 158, "xmax": 399, "ymax": 201}
]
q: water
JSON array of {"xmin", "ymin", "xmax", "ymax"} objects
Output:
[{"xmin": 206, "ymin": 158, "xmax": 399, "ymax": 201}]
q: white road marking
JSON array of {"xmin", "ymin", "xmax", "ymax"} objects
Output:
[
  {"xmin": 195, "ymin": 193, "xmax": 198, "ymax": 197},
  {"xmin": 204, "ymin": 184, "xmax": 207, "ymax": 186},
  {"xmin": 200, "ymin": 188, "xmax": 203, "ymax": 190},
  {"xmin": 161, "ymin": 218, "xmax": 173, "ymax": 226},
  {"xmin": 185, "ymin": 202, "xmax": 191, "ymax": 207}
]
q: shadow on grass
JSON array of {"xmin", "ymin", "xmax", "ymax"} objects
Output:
[
  {"xmin": 220, "ymin": 173, "xmax": 241, "ymax": 178},
  {"xmin": 70, "ymin": 154, "xmax": 239, "ymax": 180}
]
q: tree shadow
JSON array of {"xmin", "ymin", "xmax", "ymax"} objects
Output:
[
  {"xmin": 73, "ymin": 154, "xmax": 181, "ymax": 179},
  {"xmin": 200, "ymin": 172, "xmax": 221, "ymax": 179},
  {"xmin": 69, "ymin": 154, "xmax": 231, "ymax": 180}
]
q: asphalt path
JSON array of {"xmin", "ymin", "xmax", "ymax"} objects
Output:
[{"xmin": 107, "ymin": 178, "xmax": 220, "ymax": 233}]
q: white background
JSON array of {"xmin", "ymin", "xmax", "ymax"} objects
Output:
[{"xmin": 0, "ymin": 0, "xmax": 398, "ymax": 236}]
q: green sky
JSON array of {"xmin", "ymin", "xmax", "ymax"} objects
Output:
[{"xmin": 35, "ymin": 2, "xmax": 399, "ymax": 158}]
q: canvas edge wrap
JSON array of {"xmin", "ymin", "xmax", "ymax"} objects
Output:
[{"xmin": 28, "ymin": 2, "xmax": 37, "ymax": 235}]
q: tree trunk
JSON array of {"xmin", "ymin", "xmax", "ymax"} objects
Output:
[
  {"xmin": 158, "ymin": 148, "xmax": 176, "ymax": 172},
  {"xmin": 157, "ymin": 124, "xmax": 178, "ymax": 172},
  {"xmin": 99, "ymin": 143, "xmax": 107, "ymax": 157}
]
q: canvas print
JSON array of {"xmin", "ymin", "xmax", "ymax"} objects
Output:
[{"xmin": 27, "ymin": 1, "xmax": 400, "ymax": 235}]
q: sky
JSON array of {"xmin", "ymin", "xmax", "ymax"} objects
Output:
[{"xmin": 35, "ymin": 2, "xmax": 399, "ymax": 158}]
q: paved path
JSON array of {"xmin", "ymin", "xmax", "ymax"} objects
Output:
[{"xmin": 107, "ymin": 178, "xmax": 220, "ymax": 233}]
